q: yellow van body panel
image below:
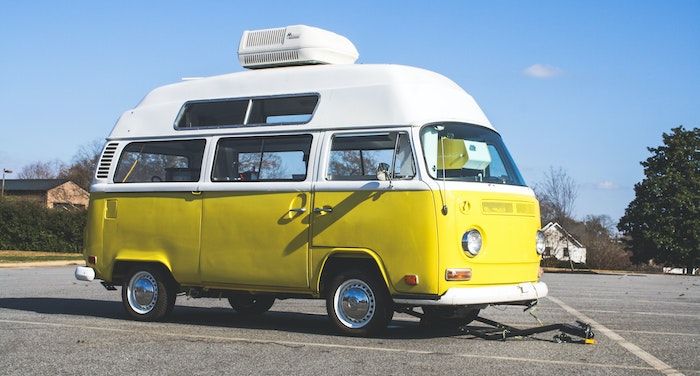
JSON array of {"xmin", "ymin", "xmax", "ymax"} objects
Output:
[
  {"xmin": 85, "ymin": 188, "xmax": 541, "ymax": 298},
  {"xmin": 435, "ymin": 189, "xmax": 542, "ymax": 294},
  {"xmin": 86, "ymin": 192, "xmax": 202, "ymax": 285},
  {"xmin": 83, "ymin": 195, "xmax": 106, "ymax": 278},
  {"xmin": 199, "ymin": 191, "xmax": 310, "ymax": 289},
  {"xmin": 311, "ymin": 189, "xmax": 439, "ymax": 295}
]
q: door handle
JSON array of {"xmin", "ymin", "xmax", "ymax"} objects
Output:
[
  {"xmin": 191, "ymin": 191, "xmax": 202, "ymax": 196},
  {"xmin": 313, "ymin": 206, "xmax": 333, "ymax": 214},
  {"xmin": 289, "ymin": 207, "xmax": 307, "ymax": 213}
]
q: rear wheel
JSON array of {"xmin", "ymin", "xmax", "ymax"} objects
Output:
[
  {"xmin": 121, "ymin": 266, "xmax": 176, "ymax": 321},
  {"xmin": 228, "ymin": 293, "xmax": 275, "ymax": 315},
  {"xmin": 326, "ymin": 270, "xmax": 392, "ymax": 336}
]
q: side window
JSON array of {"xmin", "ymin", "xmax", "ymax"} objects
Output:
[
  {"xmin": 247, "ymin": 95, "xmax": 318, "ymax": 125},
  {"xmin": 212, "ymin": 135, "xmax": 312, "ymax": 182},
  {"xmin": 327, "ymin": 133, "xmax": 415, "ymax": 181},
  {"xmin": 176, "ymin": 99, "xmax": 248, "ymax": 129},
  {"xmin": 486, "ymin": 144, "xmax": 508, "ymax": 179},
  {"xmin": 113, "ymin": 139, "xmax": 206, "ymax": 183},
  {"xmin": 175, "ymin": 94, "xmax": 318, "ymax": 129}
]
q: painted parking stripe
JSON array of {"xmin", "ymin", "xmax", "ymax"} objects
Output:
[
  {"xmin": 547, "ymin": 296, "xmax": 685, "ymax": 376},
  {"xmin": 551, "ymin": 296, "xmax": 700, "ymax": 306},
  {"xmin": 611, "ymin": 330, "xmax": 700, "ymax": 337},
  {"xmin": 0, "ymin": 318, "xmax": 654, "ymax": 372},
  {"xmin": 581, "ymin": 309, "xmax": 700, "ymax": 319}
]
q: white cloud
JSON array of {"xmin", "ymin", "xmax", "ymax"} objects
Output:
[
  {"xmin": 523, "ymin": 64, "xmax": 563, "ymax": 78},
  {"xmin": 596, "ymin": 180, "xmax": 619, "ymax": 190}
]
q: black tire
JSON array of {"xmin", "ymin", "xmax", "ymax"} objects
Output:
[
  {"xmin": 228, "ymin": 294, "xmax": 275, "ymax": 315},
  {"xmin": 326, "ymin": 269, "xmax": 392, "ymax": 337},
  {"xmin": 121, "ymin": 266, "xmax": 176, "ymax": 321}
]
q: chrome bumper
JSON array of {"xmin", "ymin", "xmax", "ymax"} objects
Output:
[
  {"xmin": 74, "ymin": 266, "xmax": 95, "ymax": 281},
  {"xmin": 393, "ymin": 281, "xmax": 548, "ymax": 306}
]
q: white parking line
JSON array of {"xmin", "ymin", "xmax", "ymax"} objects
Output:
[
  {"xmin": 547, "ymin": 296, "xmax": 685, "ymax": 376},
  {"xmin": 613, "ymin": 330, "xmax": 700, "ymax": 338},
  {"xmin": 0, "ymin": 318, "xmax": 655, "ymax": 372},
  {"xmin": 581, "ymin": 309, "xmax": 699, "ymax": 319},
  {"xmin": 551, "ymin": 296, "xmax": 700, "ymax": 306}
]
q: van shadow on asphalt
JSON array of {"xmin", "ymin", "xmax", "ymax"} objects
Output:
[{"xmin": 0, "ymin": 297, "xmax": 475, "ymax": 340}]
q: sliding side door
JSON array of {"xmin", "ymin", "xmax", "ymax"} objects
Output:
[{"xmin": 199, "ymin": 134, "xmax": 316, "ymax": 289}]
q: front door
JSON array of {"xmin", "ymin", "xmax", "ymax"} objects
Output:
[
  {"xmin": 309, "ymin": 131, "xmax": 439, "ymax": 296},
  {"xmin": 199, "ymin": 134, "xmax": 315, "ymax": 289}
]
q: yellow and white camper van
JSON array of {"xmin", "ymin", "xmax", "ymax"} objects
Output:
[{"xmin": 75, "ymin": 25, "xmax": 547, "ymax": 336}]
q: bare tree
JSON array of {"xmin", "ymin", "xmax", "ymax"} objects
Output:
[
  {"xmin": 58, "ymin": 140, "xmax": 103, "ymax": 190},
  {"xmin": 572, "ymin": 215, "xmax": 631, "ymax": 270},
  {"xmin": 18, "ymin": 160, "xmax": 65, "ymax": 179},
  {"xmin": 534, "ymin": 166, "xmax": 579, "ymax": 224},
  {"xmin": 329, "ymin": 151, "xmax": 380, "ymax": 178}
]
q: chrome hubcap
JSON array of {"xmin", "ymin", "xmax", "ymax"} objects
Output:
[
  {"xmin": 127, "ymin": 271, "xmax": 158, "ymax": 314},
  {"xmin": 334, "ymin": 279, "xmax": 375, "ymax": 328}
]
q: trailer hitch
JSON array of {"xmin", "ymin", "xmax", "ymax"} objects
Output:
[{"xmin": 462, "ymin": 316, "xmax": 596, "ymax": 344}]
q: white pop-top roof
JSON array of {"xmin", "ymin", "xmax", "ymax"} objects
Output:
[{"xmin": 108, "ymin": 63, "xmax": 493, "ymax": 140}]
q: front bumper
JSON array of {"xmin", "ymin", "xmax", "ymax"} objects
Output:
[{"xmin": 393, "ymin": 281, "xmax": 548, "ymax": 306}]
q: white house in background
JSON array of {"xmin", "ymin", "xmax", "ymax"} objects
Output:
[{"xmin": 542, "ymin": 222, "xmax": 587, "ymax": 264}]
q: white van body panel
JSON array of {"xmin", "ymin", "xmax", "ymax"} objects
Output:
[{"xmin": 108, "ymin": 64, "xmax": 492, "ymax": 140}]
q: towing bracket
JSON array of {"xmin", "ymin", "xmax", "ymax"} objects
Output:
[{"xmin": 462, "ymin": 316, "xmax": 596, "ymax": 344}]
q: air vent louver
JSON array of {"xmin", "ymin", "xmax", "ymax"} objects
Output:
[
  {"xmin": 95, "ymin": 142, "xmax": 118, "ymax": 179},
  {"xmin": 242, "ymin": 50, "xmax": 300, "ymax": 66},
  {"xmin": 245, "ymin": 27, "xmax": 286, "ymax": 48}
]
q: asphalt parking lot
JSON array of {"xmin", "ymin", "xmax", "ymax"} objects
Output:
[{"xmin": 0, "ymin": 267, "xmax": 697, "ymax": 375}]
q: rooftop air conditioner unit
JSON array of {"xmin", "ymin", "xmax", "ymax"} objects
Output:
[{"xmin": 238, "ymin": 25, "xmax": 359, "ymax": 69}]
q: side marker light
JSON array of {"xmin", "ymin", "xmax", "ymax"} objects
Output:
[{"xmin": 403, "ymin": 275, "xmax": 419, "ymax": 286}]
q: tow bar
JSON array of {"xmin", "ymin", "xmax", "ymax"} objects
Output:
[
  {"xmin": 399, "ymin": 303, "xmax": 597, "ymax": 344},
  {"xmin": 462, "ymin": 316, "xmax": 596, "ymax": 344}
]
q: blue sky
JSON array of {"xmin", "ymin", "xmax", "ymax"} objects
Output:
[{"xmin": 0, "ymin": 1, "xmax": 698, "ymax": 222}]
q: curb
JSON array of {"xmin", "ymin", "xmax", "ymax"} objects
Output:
[
  {"xmin": 542, "ymin": 267, "xmax": 650, "ymax": 276},
  {"xmin": 0, "ymin": 260, "xmax": 83, "ymax": 269}
]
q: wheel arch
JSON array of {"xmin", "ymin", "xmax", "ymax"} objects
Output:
[
  {"xmin": 112, "ymin": 259, "xmax": 176, "ymax": 287},
  {"xmin": 317, "ymin": 249, "xmax": 392, "ymax": 298}
]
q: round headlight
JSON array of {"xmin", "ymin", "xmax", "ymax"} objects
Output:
[
  {"xmin": 536, "ymin": 230, "xmax": 545, "ymax": 255},
  {"xmin": 462, "ymin": 229, "xmax": 482, "ymax": 256}
]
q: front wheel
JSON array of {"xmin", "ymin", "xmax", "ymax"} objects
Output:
[
  {"xmin": 326, "ymin": 270, "xmax": 392, "ymax": 336},
  {"xmin": 121, "ymin": 266, "xmax": 176, "ymax": 321}
]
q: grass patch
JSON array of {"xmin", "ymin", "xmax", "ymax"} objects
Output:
[{"xmin": 0, "ymin": 250, "xmax": 83, "ymax": 263}]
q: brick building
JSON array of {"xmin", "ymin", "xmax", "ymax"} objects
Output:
[{"xmin": 1, "ymin": 179, "xmax": 89, "ymax": 209}]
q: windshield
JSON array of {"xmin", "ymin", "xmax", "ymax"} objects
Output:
[{"xmin": 420, "ymin": 123, "xmax": 526, "ymax": 186}]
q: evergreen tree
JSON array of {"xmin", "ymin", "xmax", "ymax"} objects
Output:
[{"xmin": 618, "ymin": 126, "xmax": 699, "ymax": 273}]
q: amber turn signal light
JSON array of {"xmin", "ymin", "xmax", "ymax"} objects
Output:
[
  {"xmin": 403, "ymin": 274, "xmax": 419, "ymax": 286},
  {"xmin": 445, "ymin": 268, "xmax": 472, "ymax": 281}
]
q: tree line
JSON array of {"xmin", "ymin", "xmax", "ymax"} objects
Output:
[{"xmin": 17, "ymin": 140, "xmax": 102, "ymax": 191}]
